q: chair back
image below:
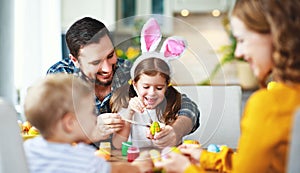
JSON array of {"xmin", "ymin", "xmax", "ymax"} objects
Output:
[
  {"xmin": 0, "ymin": 98, "xmax": 29, "ymax": 173},
  {"xmin": 287, "ymin": 109, "xmax": 300, "ymax": 173},
  {"xmin": 175, "ymin": 85, "xmax": 242, "ymax": 148}
]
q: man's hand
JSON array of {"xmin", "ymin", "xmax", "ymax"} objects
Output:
[{"xmin": 91, "ymin": 113, "xmax": 124, "ymax": 141}]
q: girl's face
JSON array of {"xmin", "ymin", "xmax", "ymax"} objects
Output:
[
  {"xmin": 133, "ymin": 73, "xmax": 168, "ymax": 109},
  {"xmin": 231, "ymin": 17, "xmax": 273, "ymax": 82}
]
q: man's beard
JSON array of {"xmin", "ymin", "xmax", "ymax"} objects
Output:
[
  {"xmin": 93, "ymin": 77, "xmax": 113, "ymax": 86},
  {"xmin": 80, "ymin": 65, "xmax": 117, "ymax": 87}
]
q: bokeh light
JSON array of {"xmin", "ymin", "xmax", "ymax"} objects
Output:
[{"xmin": 180, "ymin": 9, "xmax": 190, "ymax": 17}]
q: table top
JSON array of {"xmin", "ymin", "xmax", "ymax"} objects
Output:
[
  {"xmin": 109, "ymin": 149, "xmax": 218, "ymax": 173},
  {"xmin": 110, "ymin": 149, "xmax": 127, "ymax": 162},
  {"xmin": 109, "ymin": 147, "xmax": 159, "ymax": 162}
]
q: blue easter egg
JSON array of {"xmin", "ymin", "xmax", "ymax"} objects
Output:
[{"xmin": 207, "ymin": 144, "xmax": 220, "ymax": 153}]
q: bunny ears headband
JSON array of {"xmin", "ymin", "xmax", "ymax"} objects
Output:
[{"xmin": 130, "ymin": 18, "xmax": 187, "ymax": 79}]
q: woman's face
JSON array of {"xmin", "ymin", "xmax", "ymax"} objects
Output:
[
  {"xmin": 231, "ymin": 16, "xmax": 273, "ymax": 82},
  {"xmin": 133, "ymin": 73, "xmax": 167, "ymax": 109}
]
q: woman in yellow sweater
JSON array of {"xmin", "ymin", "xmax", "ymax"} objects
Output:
[{"xmin": 155, "ymin": 0, "xmax": 300, "ymax": 172}]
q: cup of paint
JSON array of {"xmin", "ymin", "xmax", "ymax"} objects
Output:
[
  {"xmin": 121, "ymin": 141, "xmax": 132, "ymax": 156},
  {"xmin": 127, "ymin": 146, "xmax": 140, "ymax": 162}
]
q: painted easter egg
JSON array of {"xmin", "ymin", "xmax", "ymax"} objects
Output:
[{"xmin": 150, "ymin": 121, "xmax": 161, "ymax": 135}]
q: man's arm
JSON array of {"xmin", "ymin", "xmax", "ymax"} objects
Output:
[
  {"xmin": 177, "ymin": 93, "xmax": 200, "ymax": 133},
  {"xmin": 172, "ymin": 94, "xmax": 200, "ymax": 144},
  {"xmin": 152, "ymin": 94, "xmax": 200, "ymax": 147}
]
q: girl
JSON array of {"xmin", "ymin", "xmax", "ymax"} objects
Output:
[{"xmin": 110, "ymin": 18, "xmax": 188, "ymax": 149}]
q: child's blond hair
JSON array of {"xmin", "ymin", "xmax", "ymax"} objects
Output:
[{"xmin": 24, "ymin": 73, "xmax": 93, "ymax": 138}]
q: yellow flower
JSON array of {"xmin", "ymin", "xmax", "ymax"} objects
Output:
[
  {"xmin": 116, "ymin": 49, "xmax": 124, "ymax": 57},
  {"xmin": 126, "ymin": 47, "xmax": 140, "ymax": 60}
]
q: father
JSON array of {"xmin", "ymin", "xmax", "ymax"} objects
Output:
[{"xmin": 47, "ymin": 17, "xmax": 200, "ymax": 147}]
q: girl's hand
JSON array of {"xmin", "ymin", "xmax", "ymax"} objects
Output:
[
  {"xmin": 128, "ymin": 97, "xmax": 146, "ymax": 114},
  {"xmin": 150, "ymin": 125, "xmax": 178, "ymax": 148}
]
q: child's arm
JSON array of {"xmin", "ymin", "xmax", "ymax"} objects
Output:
[
  {"xmin": 112, "ymin": 109, "xmax": 134, "ymax": 149},
  {"xmin": 112, "ymin": 96, "xmax": 147, "ymax": 148}
]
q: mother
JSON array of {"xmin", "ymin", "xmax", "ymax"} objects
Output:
[{"xmin": 156, "ymin": 0, "xmax": 300, "ymax": 172}]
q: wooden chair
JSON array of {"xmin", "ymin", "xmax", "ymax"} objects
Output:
[
  {"xmin": 286, "ymin": 109, "xmax": 300, "ymax": 173},
  {"xmin": 175, "ymin": 85, "xmax": 242, "ymax": 148},
  {"xmin": 0, "ymin": 98, "xmax": 29, "ymax": 173}
]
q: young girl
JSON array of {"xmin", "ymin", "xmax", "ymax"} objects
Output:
[{"xmin": 110, "ymin": 18, "xmax": 188, "ymax": 149}]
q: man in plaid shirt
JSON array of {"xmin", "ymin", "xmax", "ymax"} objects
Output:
[{"xmin": 47, "ymin": 17, "xmax": 200, "ymax": 147}]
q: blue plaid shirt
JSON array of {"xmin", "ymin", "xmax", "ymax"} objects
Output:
[{"xmin": 46, "ymin": 58, "xmax": 200, "ymax": 132}]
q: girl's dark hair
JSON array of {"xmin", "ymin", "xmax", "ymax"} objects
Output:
[{"xmin": 110, "ymin": 58, "xmax": 181, "ymax": 125}]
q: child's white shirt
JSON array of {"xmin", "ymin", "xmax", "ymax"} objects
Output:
[{"xmin": 118, "ymin": 108, "xmax": 164, "ymax": 148}]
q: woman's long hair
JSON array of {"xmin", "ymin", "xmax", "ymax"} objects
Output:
[{"xmin": 232, "ymin": 0, "xmax": 300, "ymax": 87}]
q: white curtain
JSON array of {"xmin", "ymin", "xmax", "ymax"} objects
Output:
[{"xmin": 14, "ymin": 0, "xmax": 62, "ymax": 120}]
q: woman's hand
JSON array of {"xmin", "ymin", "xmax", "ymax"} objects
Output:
[
  {"xmin": 178, "ymin": 144, "xmax": 202, "ymax": 165},
  {"xmin": 155, "ymin": 152, "xmax": 191, "ymax": 173},
  {"xmin": 131, "ymin": 151, "xmax": 154, "ymax": 173}
]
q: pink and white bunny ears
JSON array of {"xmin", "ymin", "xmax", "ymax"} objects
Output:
[{"xmin": 130, "ymin": 18, "xmax": 187, "ymax": 79}]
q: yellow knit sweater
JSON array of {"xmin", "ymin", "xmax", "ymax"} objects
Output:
[{"xmin": 184, "ymin": 82, "xmax": 300, "ymax": 173}]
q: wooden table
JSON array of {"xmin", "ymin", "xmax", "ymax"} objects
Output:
[
  {"xmin": 110, "ymin": 149, "xmax": 127, "ymax": 162},
  {"xmin": 109, "ymin": 148, "xmax": 157, "ymax": 162},
  {"xmin": 109, "ymin": 149, "xmax": 218, "ymax": 173}
]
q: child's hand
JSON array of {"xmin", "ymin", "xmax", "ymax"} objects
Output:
[
  {"xmin": 146, "ymin": 122, "xmax": 162, "ymax": 140},
  {"xmin": 146, "ymin": 128, "xmax": 154, "ymax": 139},
  {"xmin": 150, "ymin": 125, "xmax": 178, "ymax": 148},
  {"xmin": 128, "ymin": 97, "xmax": 146, "ymax": 113}
]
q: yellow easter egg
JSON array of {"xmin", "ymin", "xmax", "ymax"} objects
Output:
[{"xmin": 150, "ymin": 121, "xmax": 160, "ymax": 135}]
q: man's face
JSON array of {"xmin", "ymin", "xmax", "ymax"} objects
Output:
[{"xmin": 77, "ymin": 35, "xmax": 118, "ymax": 86}]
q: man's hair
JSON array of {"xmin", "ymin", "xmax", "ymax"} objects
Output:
[
  {"xmin": 24, "ymin": 74, "xmax": 92, "ymax": 138},
  {"xmin": 66, "ymin": 17, "xmax": 110, "ymax": 59}
]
